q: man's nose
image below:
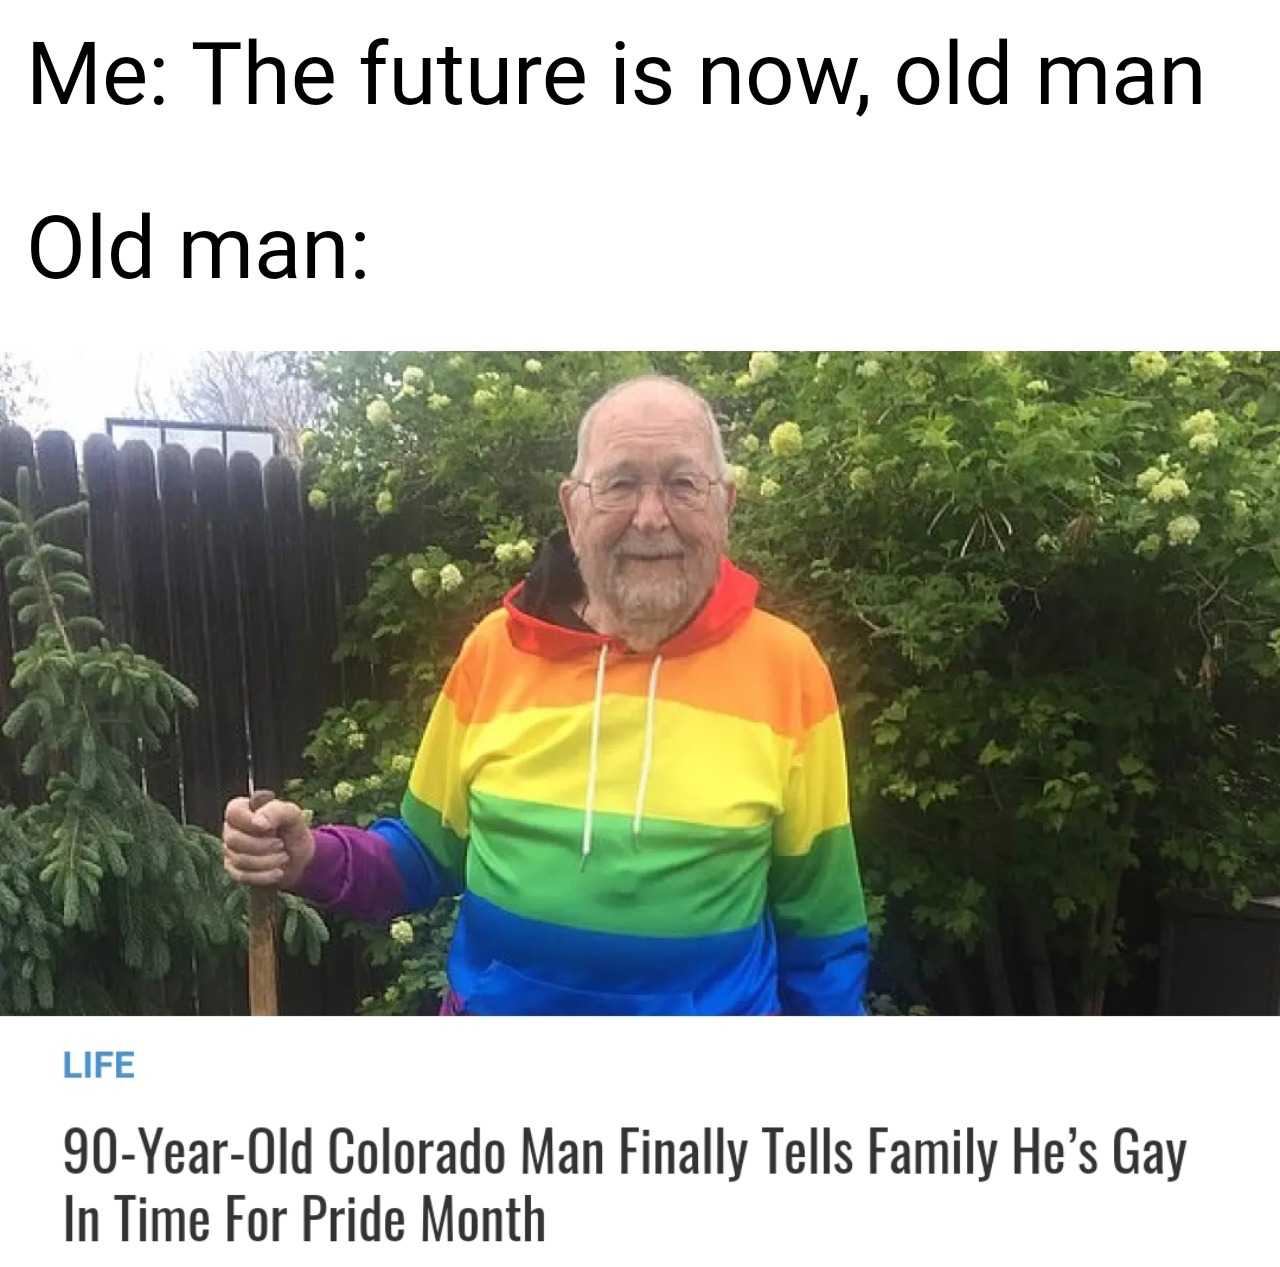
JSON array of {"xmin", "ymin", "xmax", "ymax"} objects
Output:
[{"xmin": 631, "ymin": 483, "xmax": 672, "ymax": 532}]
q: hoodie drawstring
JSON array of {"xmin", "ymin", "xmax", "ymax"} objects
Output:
[
  {"xmin": 580, "ymin": 646, "xmax": 664, "ymax": 865},
  {"xmin": 581, "ymin": 644, "xmax": 609, "ymax": 866},
  {"xmin": 632, "ymin": 655, "xmax": 663, "ymax": 840}
]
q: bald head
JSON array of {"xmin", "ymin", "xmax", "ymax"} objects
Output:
[
  {"xmin": 572, "ymin": 376, "xmax": 727, "ymax": 480},
  {"xmin": 558, "ymin": 373, "xmax": 736, "ymax": 651}
]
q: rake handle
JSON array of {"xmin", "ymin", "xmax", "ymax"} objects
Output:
[{"xmin": 246, "ymin": 788, "xmax": 280, "ymax": 1017}]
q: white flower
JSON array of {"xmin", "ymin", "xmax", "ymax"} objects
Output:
[
  {"xmin": 299, "ymin": 429, "xmax": 317, "ymax": 453},
  {"xmin": 523, "ymin": 358, "xmax": 543, "ymax": 374},
  {"xmin": 1024, "ymin": 379, "xmax": 1050, "ymax": 395},
  {"xmin": 439, "ymin": 563, "xmax": 463, "ymax": 593},
  {"xmin": 513, "ymin": 384, "xmax": 531, "ymax": 402},
  {"xmin": 815, "ymin": 352, "xmax": 831, "ymax": 370},
  {"xmin": 741, "ymin": 434, "xmax": 760, "ymax": 454},
  {"xmin": 472, "ymin": 388, "xmax": 497, "ymax": 409},
  {"xmin": 447, "ymin": 354, "xmax": 465, "ymax": 370},
  {"xmin": 1035, "ymin": 532, "xmax": 1058, "ymax": 554},
  {"xmin": 1173, "ymin": 374, "xmax": 1192, "ymax": 388},
  {"xmin": 1203, "ymin": 351, "xmax": 1230, "ymax": 371},
  {"xmin": 769, "ymin": 420, "xmax": 803, "ymax": 458},
  {"xmin": 513, "ymin": 539, "xmax": 535, "ymax": 564},
  {"xmin": 389, "ymin": 919, "xmax": 414, "ymax": 946},
  {"xmin": 364, "ymin": 774, "xmax": 382, "ymax": 791},
  {"xmin": 402, "ymin": 365, "xmax": 426, "ymax": 385},
  {"xmin": 1181, "ymin": 409, "xmax": 1216, "ymax": 436},
  {"xmin": 346, "ymin": 731, "xmax": 366, "ymax": 751},
  {"xmin": 1129, "ymin": 351, "xmax": 1169, "ymax": 381},
  {"xmin": 375, "ymin": 490, "xmax": 395, "ymax": 515},
  {"xmin": 759, "ymin": 476, "xmax": 781, "ymax": 500},
  {"xmin": 366, "ymin": 398, "xmax": 393, "ymax": 426},
  {"xmin": 307, "ymin": 488, "xmax": 329, "ymax": 511},
  {"xmin": 847, "ymin": 466, "xmax": 874, "ymax": 495},
  {"xmin": 1134, "ymin": 534, "xmax": 1162, "ymax": 560},
  {"xmin": 748, "ymin": 351, "xmax": 780, "ymax": 382},
  {"xmin": 494, "ymin": 542, "xmax": 516, "ymax": 564},
  {"xmin": 410, "ymin": 567, "xmax": 431, "ymax": 597},
  {"xmin": 475, "ymin": 370, "xmax": 501, "ymax": 386},
  {"xmin": 982, "ymin": 351, "xmax": 1009, "ymax": 367},
  {"xmin": 1148, "ymin": 476, "xmax": 1190, "ymax": 504},
  {"xmin": 1182, "ymin": 409, "xmax": 1220, "ymax": 454},
  {"xmin": 1135, "ymin": 466, "xmax": 1163, "ymax": 493},
  {"xmin": 390, "ymin": 754, "xmax": 413, "ymax": 775},
  {"xmin": 726, "ymin": 463, "xmax": 749, "ymax": 489},
  {"xmin": 332, "ymin": 780, "xmax": 356, "ymax": 804},
  {"xmin": 1166, "ymin": 514, "xmax": 1201, "ymax": 546},
  {"xmin": 856, "ymin": 358, "xmax": 883, "ymax": 379},
  {"xmin": 427, "ymin": 393, "xmax": 450, "ymax": 411}
]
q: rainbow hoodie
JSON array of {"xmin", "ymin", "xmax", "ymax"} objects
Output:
[{"xmin": 299, "ymin": 536, "xmax": 869, "ymax": 1014}]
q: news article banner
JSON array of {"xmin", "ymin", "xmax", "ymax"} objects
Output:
[{"xmin": 17, "ymin": 1029, "xmax": 1233, "ymax": 1257}]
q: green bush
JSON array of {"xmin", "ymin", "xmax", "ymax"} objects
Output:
[
  {"xmin": 714, "ymin": 350, "xmax": 1280, "ymax": 1012},
  {"xmin": 0, "ymin": 468, "xmax": 326, "ymax": 1013}
]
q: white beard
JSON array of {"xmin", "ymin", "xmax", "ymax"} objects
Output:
[{"xmin": 614, "ymin": 571, "xmax": 691, "ymax": 623}]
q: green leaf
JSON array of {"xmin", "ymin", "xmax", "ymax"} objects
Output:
[
  {"xmin": 79, "ymin": 733, "xmax": 99, "ymax": 793},
  {"xmin": 33, "ymin": 502, "xmax": 89, "ymax": 533},
  {"xmin": 978, "ymin": 740, "xmax": 1013, "ymax": 766},
  {"xmin": 62, "ymin": 874, "xmax": 80, "ymax": 927},
  {"xmin": 2, "ymin": 698, "xmax": 36, "ymax": 739}
]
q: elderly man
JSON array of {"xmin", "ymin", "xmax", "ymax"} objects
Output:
[{"xmin": 223, "ymin": 375, "xmax": 869, "ymax": 1014}]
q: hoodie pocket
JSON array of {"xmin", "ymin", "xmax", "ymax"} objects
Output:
[{"xmin": 464, "ymin": 958, "xmax": 697, "ymax": 1016}]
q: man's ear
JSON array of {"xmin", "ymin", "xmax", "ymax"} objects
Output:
[
  {"xmin": 723, "ymin": 480, "xmax": 738, "ymax": 518},
  {"xmin": 558, "ymin": 479, "xmax": 580, "ymax": 552}
]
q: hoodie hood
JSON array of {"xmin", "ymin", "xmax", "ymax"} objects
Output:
[
  {"xmin": 501, "ymin": 529, "xmax": 760, "ymax": 864},
  {"xmin": 502, "ymin": 529, "xmax": 759, "ymax": 660}
]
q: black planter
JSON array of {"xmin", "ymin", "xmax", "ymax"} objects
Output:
[{"xmin": 1159, "ymin": 892, "xmax": 1280, "ymax": 1014}]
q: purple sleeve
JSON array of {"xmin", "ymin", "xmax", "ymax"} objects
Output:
[{"xmin": 291, "ymin": 824, "xmax": 408, "ymax": 924}]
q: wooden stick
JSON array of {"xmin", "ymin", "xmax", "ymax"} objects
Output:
[{"xmin": 247, "ymin": 788, "xmax": 280, "ymax": 1017}]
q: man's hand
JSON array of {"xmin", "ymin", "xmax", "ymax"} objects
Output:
[{"xmin": 222, "ymin": 796, "xmax": 315, "ymax": 889}]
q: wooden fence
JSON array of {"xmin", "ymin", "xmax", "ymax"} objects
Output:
[{"xmin": 0, "ymin": 425, "xmax": 378, "ymax": 1013}]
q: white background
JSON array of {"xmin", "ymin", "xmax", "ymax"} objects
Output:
[
  {"xmin": 0, "ymin": 1, "xmax": 1276, "ymax": 347},
  {"xmin": 3, "ymin": 1019, "xmax": 1276, "ymax": 1264},
  {"xmin": 1, "ymin": 4, "xmax": 1277, "ymax": 1263}
]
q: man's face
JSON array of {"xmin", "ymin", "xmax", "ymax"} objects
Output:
[{"xmin": 559, "ymin": 382, "xmax": 735, "ymax": 634}]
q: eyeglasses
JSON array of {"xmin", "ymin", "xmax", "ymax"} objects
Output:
[{"xmin": 572, "ymin": 473, "xmax": 720, "ymax": 513}]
